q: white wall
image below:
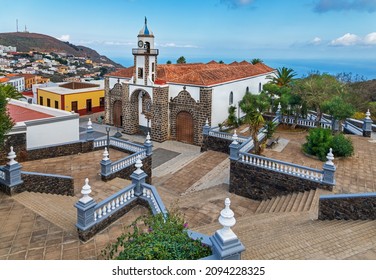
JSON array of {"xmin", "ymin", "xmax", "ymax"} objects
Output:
[
  {"xmin": 26, "ymin": 117, "xmax": 79, "ymax": 149},
  {"xmin": 211, "ymin": 73, "xmax": 272, "ymax": 126}
]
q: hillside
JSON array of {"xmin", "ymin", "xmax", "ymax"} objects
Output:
[{"xmin": 0, "ymin": 32, "xmax": 122, "ymax": 67}]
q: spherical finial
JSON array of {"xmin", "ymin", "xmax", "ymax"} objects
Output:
[
  {"xmin": 79, "ymin": 178, "xmax": 93, "ymax": 204},
  {"xmin": 205, "ymin": 119, "xmax": 209, "ymax": 126},
  {"xmin": 103, "ymin": 147, "xmax": 109, "ymax": 161},
  {"xmin": 87, "ymin": 118, "xmax": 93, "ymax": 129},
  {"xmin": 366, "ymin": 109, "xmax": 371, "ymax": 119},
  {"xmin": 277, "ymin": 102, "xmax": 282, "ymax": 110},
  {"xmin": 7, "ymin": 146, "xmax": 17, "ymax": 165},
  {"xmin": 232, "ymin": 130, "xmax": 239, "ymax": 145},
  {"xmin": 145, "ymin": 132, "xmax": 151, "ymax": 144},
  {"xmin": 218, "ymin": 198, "xmax": 236, "ymax": 237}
]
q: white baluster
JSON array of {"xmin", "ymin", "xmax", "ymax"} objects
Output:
[
  {"xmin": 107, "ymin": 202, "xmax": 111, "ymax": 213},
  {"xmin": 131, "ymin": 189, "xmax": 134, "ymax": 197},
  {"xmin": 98, "ymin": 208, "xmax": 102, "ymax": 219},
  {"xmin": 116, "ymin": 198, "xmax": 120, "ymax": 207},
  {"xmin": 127, "ymin": 191, "xmax": 131, "ymax": 200},
  {"xmin": 120, "ymin": 195, "xmax": 124, "ymax": 205},
  {"xmin": 143, "ymin": 188, "xmax": 147, "ymax": 196},
  {"xmin": 147, "ymin": 190, "xmax": 151, "ymax": 198},
  {"xmin": 94, "ymin": 211, "xmax": 97, "ymax": 221},
  {"xmin": 102, "ymin": 206, "xmax": 107, "ymax": 215},
  {"xmin": 111, "ymin": 200, "xmax": 115, "ymax": 210}
]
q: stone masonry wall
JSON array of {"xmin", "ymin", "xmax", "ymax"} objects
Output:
[
  {"xmin": 0, "ymin": 132, "xmax": 27, "ymax": 164},
  {"xmin": 229, "ymin": 160, "xmax": 333, "ymax": 201},
  {"xmin": 200, "ymin": 135, "xmax": 232, "ymax": 154},
  {"xmin": 318, "ymin": 195, "xmax": 376, "ymax": 220},
  {"xmin": 152, "ymin": 86, "xmax": 169, "ymax": 142},
  {"xmin": 0, "ymin": 172, "xmax": 74, "ymax": 196}
]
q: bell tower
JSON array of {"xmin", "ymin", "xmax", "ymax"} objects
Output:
[{"xmin": 132, "ymin": 17, "xmax": 158, "ymax": 86}]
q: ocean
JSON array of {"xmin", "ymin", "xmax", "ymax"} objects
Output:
[{"xmin": 110, "ymin": 57, "xmax": 376, "ymax": 81}]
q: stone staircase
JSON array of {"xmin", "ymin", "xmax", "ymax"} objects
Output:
[{"xmin": 255, "ymin": 189, "xmax": 330, "ymax": 215}]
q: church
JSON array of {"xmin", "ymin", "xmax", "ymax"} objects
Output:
[{"xmin": 104, "ymin": 19, "xmax": 276, "ymax": 145}]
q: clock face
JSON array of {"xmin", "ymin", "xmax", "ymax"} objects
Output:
[{"xmin": 138, "ymin": 40, "xmax": 144, "ymax": 48}]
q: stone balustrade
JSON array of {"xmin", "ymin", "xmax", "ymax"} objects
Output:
[
  {"xmin": 110, "ymin": 151, "xmax": 146, "ymax": 173},
  {"xmin": 94, "ymin": 137, "xmax": 146, "ymax": 153},
  {"xmin": 208, "ymin": 130, "xmax": 248, "ymax": 143},
  {"xmin": 343, "ymin": 121, "xmax": 363, "ymax": 135},
  {"xmin": 141, "ymin": 182, "xmax": 166, "ymax": 215},
  {"xmin": 240, "ymin": 152, "xmax": 323, "ymax": 182}
]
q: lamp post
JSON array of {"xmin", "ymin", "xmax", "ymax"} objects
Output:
[
  {"xmin": 105, "ymin": 126, "xmax": 110, "ymax": 156},
  {"xmin": 271, "ymin": 94, "xmax": 275, "ymax": 114}
]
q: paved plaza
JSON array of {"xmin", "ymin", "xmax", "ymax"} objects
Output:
[{"xmin": 0, "ymin": 122, "xmax": 376, "ymax": 260}]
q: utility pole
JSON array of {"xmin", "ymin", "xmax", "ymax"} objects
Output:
[{"xmin": 16, "ymin": 19, "xmax": 18, "ymax": 32}]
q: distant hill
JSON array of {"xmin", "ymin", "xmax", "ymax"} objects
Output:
[{"xmin": 0, "ymin": 32, "xmax": 123, "ymax": 67}]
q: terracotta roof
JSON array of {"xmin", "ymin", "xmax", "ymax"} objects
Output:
[
  {"xmin": 108, "ymin": 61, "xmax": 274, "ymax": 86},
  {"xmin": 7, "ymin": 103, "xmax": 54, "ymax": 122},
  {"xmin": 0, "ymin": 77, "xmax": 9, "ymax": 83}
]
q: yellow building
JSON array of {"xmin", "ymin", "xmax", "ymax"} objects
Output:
[
  {"xmin": 20, "ymin": 74, "xmax": 37, "ymax": 90},
  {"xmin": 37, "ymin": 81, "xmax": 105, "ymax": 115}
]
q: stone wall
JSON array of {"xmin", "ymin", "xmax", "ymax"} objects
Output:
[
  {"xmin": 152, "ymin": 86, "xmax": 169, "ymax": 142},
  {"xmin": 0, "ymin": 172, "xmax": 74, "ymax": 196},
  {"xmin": 0, "ymin": 132, "xmax": 27, "ymax": 164},
  {"xmin": 318, "ymin": 194, "xmax": 376, "ymax": 220},
  {"xmin": 101, "ymin": 155, "xmax": 152, "ymax": 184},
  {"xmin": 169, "ymin": 88, "xmax": 212, "ymax": 146},
  {"xmin": 200, "ymin": 134, "xmax": 232, "ymax": 154},
  {"xmin": 229, "ymin": 160, "xmax": 333, "ymax": 201},
  {"xmin": 77, "ymin": 198, "xmax": 150, "ymax": 242}
]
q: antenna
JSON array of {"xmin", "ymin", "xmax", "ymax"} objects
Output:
[{"xmin": 16, "ymin": 19, "xmax": 18, "ymax": 32}]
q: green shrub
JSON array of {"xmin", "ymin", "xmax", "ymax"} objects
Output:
[
  {"xmin": 303, "ymin": 128, "xmax": 333, "ymax": 161},
  {"xmin": 102, "ymin": 209, "xmax": 211, "ymax": 260},
  {"xmin": 331, "ymin": 134, "xmax": 354, "ymax": 157},
  {"xmin": 265, "ymin": 120, "xmax": 277, "ymax": 139}
]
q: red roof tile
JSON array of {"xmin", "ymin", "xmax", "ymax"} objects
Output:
[
  {"xmin": 108, "ymin": 61, "xmax": 275, "ymax": 87},
  {"xmin": 7, "ymin": 104, "xmax": 53, "ymax": 122}
]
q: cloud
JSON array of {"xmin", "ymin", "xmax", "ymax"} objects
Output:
[
  {"xmin": 58, "ymin": 34, "xmax": 70, "ymax": 42},
  {"xmin": 314, "ymin": 0, "xmax": 376, "ymax": 13},
  {"xmin": 310, "ymin": 37, "xmax": 322, "ymax": 45},
  {"xmin": 329, "ymin": 32, "xmax": 376, "ymax": 46},
  {"xmin": 220, "ymin": 0, "xmax": 255, "ymax": 9},
  {"xmin": 158, "ymin": 42, "xmax": 199, "ymax": 48}
]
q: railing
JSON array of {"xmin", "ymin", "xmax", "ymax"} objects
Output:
[
  {"xmin": 141, "ymin": 182, "xmax": 167, "ymax": 215},
  {"xmin": 0, "ymin": 167, "xmax": 5, "ymax": 182},
  {"xmin": 343, "ymin": 121, "xmax": 363, "ymax": 136},
  {"xmin": 94, "ymin": 184, "xmax": 137, "ymax": 223},
  {"xmin": 239, "ymin": 152, "xmax": 324, "ymax": 182},
  {"xmin": 208, "ymin": 130, "xmax": 248, "ymax": 143},
  {"xmin": 94, "ymin": 137, "xmax": 146, "ymax": 153},
  {"xmin": 282, "ymin": 116, "xmax": 332, "ymax": 129},
  {"xmin": 110, "ymin": 151, "xmax": 147, "ymax": 173}
]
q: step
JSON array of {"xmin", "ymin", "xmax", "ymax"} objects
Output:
[
  {"xmin": 285, "ymin": 192, "xmax": 299, "ymax": 212},
  {"xmin": 255, "ymin": 200, "xmax": 267, "ymax": 214},
  {"xmin": 263, "ymin": 197, "xmax": 277, "ymax": 212},
  {"xmin": 268, "ymin": 197, "xmax": 281, "ymax": 213},
  {"xmin": 297, "ymin": 191, "xmax": 310, "ymax": 212},
  {"xmin": 291, "ymin": 192, "xmax": 304, "ymax": 212},
  {"xmin": 279, "ymin": 193, "xmax": 294, "ymax": 212},
  {"xmin": 303, "ymin": 190, "xmax": 316, "ymax": 212},
  {"xmin": 274, "ymin": 195, "xmax": 287, "ymax": 213}
]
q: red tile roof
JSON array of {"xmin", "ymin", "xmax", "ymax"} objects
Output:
[
  {"xmin": 7, "ymin": 103, "xmax": 53, "ymax": 122},
  {"xmin": 108, "ymin": 61, "xmax": 275, "ymax": 86}
]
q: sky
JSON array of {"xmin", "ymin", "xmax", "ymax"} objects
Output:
[{"xmin": 1, "ymin": 0, "xmax": 376, "ymax": 67}]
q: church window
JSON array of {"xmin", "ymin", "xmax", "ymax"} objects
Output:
[
  {"xmin": 246, "ymin": 86, "xmax": 249, "ymax": 93},
  {"xmin": 152, "ymin": 62, "xmax": 155, "ymax": 72},
  {"xmin": 259, "ymin": 82, "xmax": 262, "ymax": 93},
  {"xmin": 152, "ymin": 74, "xmax": 155, "ymax": 82},
  {"xmin": 138, "ymin": 67, "xmax": 143, "ymax": 79},
  {"xmin": 229, "ymin": 91, "xmax": 233, "ymax": 105}
]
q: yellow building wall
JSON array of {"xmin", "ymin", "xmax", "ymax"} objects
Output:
[{"xmin": 37, "ymin": 89, "xmax": 61, "ymax": 108}]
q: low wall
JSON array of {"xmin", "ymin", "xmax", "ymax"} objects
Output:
[
  {"xmin": 77, "ymin": 198, "xmax": 149, "ymax": 242},
  {"xmin": 101, "ymin": 156, "xmax": 152, "ymax": 184},
  {"xmin": 318, "ymin": 193, "xmax": 376, "ymax": 220},
  {"xmin": 0, "ymin": 171, "xmax": 74, "ymax": 196},
  {"xmin": 201, "ymin": 135, "xmax": 232, "ymax": 154},
  {"xmin": 229, "ymin": 160, "xmax": 332, "ymax": 201},
  {"xmin": 0, "ymin": 132, "xmax": 27, "ymax": 164}
]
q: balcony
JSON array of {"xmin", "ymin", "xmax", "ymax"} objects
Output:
[{"xmin": 132, "ymin": 48, "xmax": 159, "ymax": 55}]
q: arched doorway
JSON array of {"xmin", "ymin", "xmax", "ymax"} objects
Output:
[
  {"xmin": 176, "ymin": 111, "xmax": 194, "ymax": 144},
  {"xmin": 113, "ymin": 100, "xmax": 122, "ymax": 127}
]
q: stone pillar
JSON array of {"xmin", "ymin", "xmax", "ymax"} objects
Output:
[
  {"xmin": 210, "ymin": 198, "xmax": 245, "ymax": 260},
  {"xmin": 276, "ymin": 102, "xmax": 282, "ymax": 123},
  {"xmin": 229, "ymin": 131, "xmax": 240, "ymax": 161},
  {"xmin": 104, "ymin": 77, "xmax": 110, "ymax": 124},
  {"xmin": 362, "ymin": 109, "xmax": 372, "ymax": 137},
  {"xmin": 75, "ymin": 178, "xmax": 97, "ymax": 231},
  {"xmin": 100, "ymin": 148, "xmax": 112, "ymax": 179},
  {"xmin": 322, "ymin": 148, "xmax": 336, "ymax": 185},
  {"xmin": 203, "ymin": 119, "xmax": 210, "ymax": 135},
  {"xmin": 331, "ymin": 119, "xmax": 339, "ymax": 132},
  {"xmin": 86, "ymin": 118, "xmax": 94, "ymax": 141},
  {"xmin": 151, "ymin": 86, "xmax": 169, "ymax": 142},
  {"xmin": 144, "ymin": 132, "xmax": 153, "ymax": 156},
  {"xmin": 3, "ymin": 147, "xmax": 23, "ymax": 187},
  {"xmin": 130, "ymin": 156, "xmax": 147, "ymax": 196}
]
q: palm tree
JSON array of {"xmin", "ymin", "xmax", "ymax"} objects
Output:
[
  {"xmin": 239, "ymin": 92, "xmax": 268, "ymax": 155},
  {"xmin": 0, "ymin": 84, "xmax": 23, "ymax": 100},
  {"xmin": 267, "ymin": 67, "xmax": 296, "ymax": 87},
  {"xmin": 251, "ymin": 58, "xmax": 263, "ymax": 65}
]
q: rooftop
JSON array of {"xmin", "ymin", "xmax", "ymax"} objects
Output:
[
  {"xmin": 37, "ymin": 81, "xmax": 103, "ymax": 95},
  {"xmin": 108, "ymin": 61, "xmax": 275, "ymax": 87},
  {"xmin": 7, "ymin": 103, "xmax": 53, "ymax": 122}
]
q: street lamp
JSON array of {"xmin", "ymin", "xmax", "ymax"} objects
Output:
[{"xmin": 105, "ymin": 126, "xmax": 110, "ymax": 156}]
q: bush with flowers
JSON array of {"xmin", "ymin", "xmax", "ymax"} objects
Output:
[{"xmin": 102, "ymin": 207, "xmax": 212, "ymax": 260}]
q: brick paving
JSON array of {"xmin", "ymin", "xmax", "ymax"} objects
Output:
[{"xmin": 1, "ymin": 127, "xmax": 376, "ymax": 260}]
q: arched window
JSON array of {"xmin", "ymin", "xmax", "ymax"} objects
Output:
[
  {"xmin": 246, "ymin": 86, "xmax": 249, "ymax": 93},
  {"xmin": 229, "ymin": 91, "xmax": 233, "ymax": 105},
  {"xmin": 259, "ymin": 82, "xmax": 262, "ymax": 93}
]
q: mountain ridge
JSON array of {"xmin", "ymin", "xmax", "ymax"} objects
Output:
[{"xmin": 0, "ymin": 32, "xmax": 123, "ymax": 68}]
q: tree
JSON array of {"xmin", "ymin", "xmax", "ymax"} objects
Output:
[
  {"xmin": 176, "ymin": 56, "xmax": 186, "ymax": 64},
  {"xmin": 166, "ymin": 60, "xmax": 172, "ymax": 65},
  {"xmin": 293, "ymin": 73, "xmax": 345, "ymax": 126},
  {"xmin": 0, "ymin": 87, "xmax": 15, "ymax": 146},
  {"xmin": 219, "ymin": 60, "xmax": 224, "ymax": 64},
  {"xmin": 226, "ymin": 105, "xmax": 239, "ymax": 128},
  {"xmin": 0, "ymin": 84, "xmax": 23, "ymax": 100},
  {"xmin": 322, "ymin": 95, "xmax": 355, "ymax": 133},
  {"xmin": 239, "ymin": 92, "xmax": 269, "ymax": 155},
  {"xmin": 251, "ymin": 58, "xmax": 263, "ymax": 65},
  {"xmin": 267, "ymin": 67, "xmax": 296, "ymax": 87}
]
